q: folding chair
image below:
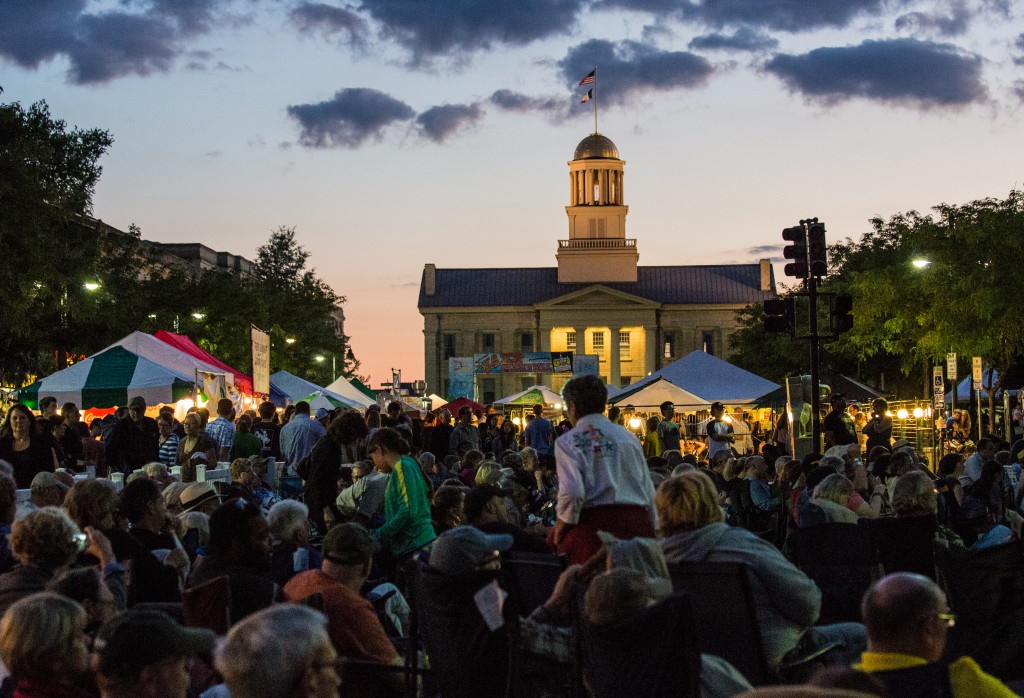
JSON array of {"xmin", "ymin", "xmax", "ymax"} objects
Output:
[
  {"xmin": 788, "ymin": 523, "xmax": 874, "ymax": 624},
  {"xmin": 500, "ymin": 551, "xmax": 567, "ymax": 615}
]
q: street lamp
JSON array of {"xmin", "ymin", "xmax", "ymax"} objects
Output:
[
  {"xmin": 285, "ymin": 338, "xmax": 296, "ymax": 345},
  {"xmin": 314, "ymin": 355, "xmax": 325, "ymax": 362},
  {"xmin": 83, "ymin": 281, "xmax": 101, "ymax": 291},
  {"xmin": 191, "ymin": 312, "xmax": 205, "ymax": 320},
  {"xmin": 911, "ymin": 259, "xmax": 931, "ymax": 269}
]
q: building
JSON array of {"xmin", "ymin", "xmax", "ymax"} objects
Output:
[{"xmin": 418, "ymin": 132, "xmax": 775, "ymax": 403}]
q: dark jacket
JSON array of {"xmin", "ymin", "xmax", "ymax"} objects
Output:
[
  {"xmin": 0, "ymin": 564, "xmax": 51, "ymax": 617},
  {"xmin": 104, "ymin": 417, "xmax": 159, "ymax": 474},
  {"xmin": 428, "ymin": 423, "xmax": 453, "ymax": 460},
  {"xmin": 188, "ymin": 554, "xmax": 275, "ymax": 624},
  {"xmin": 104, "ymin": 527, "xmax": 180, "ymax": 604}
]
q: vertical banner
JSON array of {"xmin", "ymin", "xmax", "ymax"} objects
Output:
[
  {"xmin": 250, "ymin": 326, "xmax": 270, "ymax": 399},
  {"xmin": 448, "ymin": 357, "xmax": 474, "ymax": 400}
]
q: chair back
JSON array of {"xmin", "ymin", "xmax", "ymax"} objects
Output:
[
  {"xmin": 500, "ymin": 551, "xmax": 567, "ymax": 615},
  {"xmin": 788, "ymin": 522, "xmax": 873, "ymax": 624},
  {"xmin": 870, "ymin": 662, "xmax": 953, "ymax": 698},
  {"xmin": 182, "ymin": 575, "xmax": 231, "ymax": 634},
  {"xmin": 866, "ymin": 515, "xmax": 938, "ymax": 578},
  {"xmin": 667, "ymin": 560, "xmax": 770, "ymax": 685},
  {"xmin": 579, "ymin": 591, "xmax": 701, "ymax": 698}
]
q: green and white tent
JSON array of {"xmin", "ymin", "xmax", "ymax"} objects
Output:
[
  {"xmin": 18, "ymin": 346, "xmax": 195, "ymax": 409},
  {"xmin": 299, "ymin": 390, "xmax": 363, "ymax": 413},
  {"xmin": 494, "ymin": 384, "xmax": 564, "ymax": 407}
]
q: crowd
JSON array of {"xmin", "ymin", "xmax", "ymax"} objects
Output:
[{"xmin": 0, "ymin": 376, "xmax": 1020, "ymax": 697}]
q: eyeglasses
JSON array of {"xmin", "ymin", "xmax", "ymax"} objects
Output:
[{"xmin": 936, "ymin": 612, "xmax": 956, "ymax": 628}]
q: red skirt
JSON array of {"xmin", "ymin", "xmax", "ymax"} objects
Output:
[{"xmin": 547, "ymin": 504, "xmax": 656, "ymax": 565}]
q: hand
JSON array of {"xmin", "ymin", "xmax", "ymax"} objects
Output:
[
  {"xmin": 164, "ymin": 547, "xmax": 189, "ymax": 572},
  {"xmin": 553, "ymin": 518, "xmax": 573, "ymax": 546},
  {"xmin": 84, "ymin": 527, "xmax": 115, "ymax": 568},
  {"xmin": 873, "ymin": 483, "xmax": 886, "ymax": 496}
]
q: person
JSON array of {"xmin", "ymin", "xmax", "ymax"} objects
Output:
[
  {"xmin": 383, "ymin": 400, "xmax": 412, "ymax": 432},
  {"xmin": 464, "ymin": 484, "xmax": 548, "ymax": 553},
  {"xmin": 179, "ymin": 481, "xmax": 224, "ymax": 516},
  {"xmin": 367, "ymin": 427, "xmax": 435, "ymax": 564},
  {"xmin": 119, "ymin": 478, "xmax": 189, "ymax": 584},
  {"xmin": 58, "ymin": 403, "xmax": 88, "ymax": 469},
  {"xmin": 267, "ymin": 500, "xmax": 319, "ymax": 587},
  {"xmin": 862, "ymin": 399, "xmax": 892, "ymax": 454},
  {"xmin": 490, "ymin": 418, "xmax": 518, "ymax": 456},
  {"xmin": 47, "ymin": 567, "xmax": 119, "ymax": 634},
  {"xmin": 106, "ymin": 396, "xmax": 159, "ymax": 475},
  {"xmin": 155, "ymin": 412, "xmax": 180, "ymax": 467},
  {"xmin": 655, "ymin": 401, "xmax": 682, "ymax": 455},
  {"xmin": 643, "ymin": 415, "xmax": 662, "ymax": 459},
  {"xmin": 37, "ymin": 396, "xmax": 59, "ymax": 422},
  {"xmin": 431, "ymin": 486, "xmax": 465, "ymax": 535},
  {"xmin": 731, "ymin": 409, "xmax": 754, "ymax": 455},
  {"xmin": 0, "ymin": 593, "xmax": 94, "ymax": 698},
  {"xmin": 0, "ymin": 404, "xmax": 59, "ymax": 488},
  {"xmin": 705, "ymin": 402, "xmax": 735, "ymax": 463},
  {"xmin": 229, "ymin": 414, "xmax": 262, "ymax": 460},
  {"xmin": 657, "ymin": 470, "xmax": 866, "ymax": 670},
  {"xmin": 335, "ymin": 461, "xmax": 388, "ymax": 527},
  {"xmin": 822, "ymin": 394, "xmax": 857, "ymax": 447},
  {"xmin": 428, "ymin": 408, "xmax": 453, "ymax": 461},
  {"xmin": 175, "ymin": 412, "xmax": 218, "ymax": 482},
  {"xmin": 252, "ymin": 401, "xmax": 282, "ymax": 461},
  {"xmin": 806, "ymin": 474, "xmax": 861, "ymax": 525},
  {"xmin": 82, "ymin": 419, "xmax": 108, "ymax": 477},
  {"xmin": 551, "ymin": 375, "xmax": 656, "ymax": 565},
  {"xmin": 962, "ymin": 437, "xmax": 997, "ymax": 486},
  {"xmin": 449, "ymin": 406, "xmax": 481, "ymax": 458},
  {"xmin": 17, "ymin": 471, "xmax": 69, "ymax": 518},
  {"xmin": 0, "ymin": 472, "xmax": 17, "ymax": 574},
  {"xmin": 187, "ymin": 498, "xmax": 275, "ymax": 623},
  {"xmin": 522, "ymin": 403, "xmax": 554, "ymax": 465},
  {"xmin": 280, "ymin": 401, "xmax": 326, "ymax": 469},
  {"xmin": 858, "ymin": 572, "xmax": 1017, "ymax": 697},
  {"xmin": 92, "ymin": 609, "xmax": 216, "ymax": 698},
  {"xmin": 304, "ymin": 415, "xmax": 358, "ymax": 534},
  {"xmin": 214, "ymin": 604, "xmax": 339, "ymax": 698},
  {"xmin": 281, "ymin": 523, "xmax": 403, "ymax": 697},
  {"xmin": 205, "ymin": 398, "xmax": 236, "ymax": 462}
]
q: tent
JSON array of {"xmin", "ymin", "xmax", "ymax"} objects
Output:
[
  {"xmin": 299, "ymin": 390, "xmax": 362, "ymax": 412},
  {"xmin": 104, "ymin": 331, "xmax": 230, "ymax": 386},
  {"xmin": 609, "ymin": 377, "xmax": 711, "ymax": 410},
  {"xmin": 18, "ymin": 346, "xmax": 194, "ymax": 409},
  {"xmin": 271, "ymin": 371, "xmax": 351, "ymax": 406},
  {"xmin": 155, "ymin": 330, "xmax": 254, "ymax": 394},
  {"xmin": 324, "ymin": 375, "xmax": 378, "ymax": 409},
  {"xmin": 442, "ymin": 396, "xmax": 485, "ymax": 415},
  {"xmin": 494, "ymin": 385, "xmax": 564, "ymax": 407},
  {"xmin": 616, "ymin": 350, "xmax": 779, "ymax": 405},
  {"xmin": 350, "ymin": 377, "xmax": 377, "ymax": 400},
  {"xmin": 423, "ymin": 394, "xmax": 447, "ymax": 409},
  {"xmin": 944, "ymin": 369, "xmax": 1018, "ymax": 403}
]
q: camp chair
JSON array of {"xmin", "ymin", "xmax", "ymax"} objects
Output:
[
  {"xmin": 182, "ymin": 575, "xmax": 231, "ymax": 635},
  {"xmin": 788, "ymin": 522, "xmax": 874, "ymax": 624},
  {"xmin": 500, "ymin": 551, "xmax": 567, "ymax": 615}
]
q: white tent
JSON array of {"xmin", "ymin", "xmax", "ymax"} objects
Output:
[
  {"xmin": 270, "ymin": 371, "xmax": 350, "ymax": 406},
  {"xmin": 103, "ymin": 331, "xmax": 231, "ymax": 385},
  {"xmin": 323, "ymin": 375, "xmax": 378, "ymax": 409},
  {"xmin": 423, "ymin": 394, "xmax": 447, "ymax": 409},
  {"xmin": 614, "ymin": 351, "xmax": 779, "ymax": 405},
  {"xmin": 608, "ymin": 377, "xmax": 710, "ymax": 410},
  {"xmin": 494, "ymin": 384, "xmax": 564, "ymax": 407}
]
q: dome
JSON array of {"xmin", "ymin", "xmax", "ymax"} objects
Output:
[{"xmin": 573, "ymin": 133, "xmax": 619, "ymax": 160}]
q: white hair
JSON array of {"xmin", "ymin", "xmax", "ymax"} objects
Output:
[{"xmin": 267, "ymin": 500, "xmax": 309, "ymax": 544}]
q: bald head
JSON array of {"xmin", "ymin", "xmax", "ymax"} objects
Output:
[{"xmin": 862, "ymin": 573, "xmax": 948, "ymax": 662}]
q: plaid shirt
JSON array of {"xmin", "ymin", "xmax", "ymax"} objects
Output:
[{"xmin": 205, "ymin": 417, "xmax": 235, "ymax": 452}]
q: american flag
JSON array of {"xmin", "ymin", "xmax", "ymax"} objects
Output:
[
  {"xmin": 578, "ymin": 69, "xmax": 596, "ymax": 86},
  {"xmin": 580, "ymin": 89, "xmax": 593, "ymax": 104}
]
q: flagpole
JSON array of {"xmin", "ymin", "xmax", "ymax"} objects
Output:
[{"xmin": 593, "ymin": 66, "xmax": 598, "ymax": 133}]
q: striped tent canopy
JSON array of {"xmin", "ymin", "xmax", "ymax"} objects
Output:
[
  {"xmin": 299, "ymin": 391, "xmax": 363, "ymax": 412},
  {"xmin": 18, "ymin": 346, "xmax": 194, "ymax": 409},
  {"xmin": 494, "ymin": 385, "xmax": 564, "ymax": 406}
]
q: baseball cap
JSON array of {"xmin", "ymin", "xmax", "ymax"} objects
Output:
[
  {"xmin": 322, "ymin": 522, "xmax": 374, "ymax": 566},
  {"xmin": 429, "ymin": 525, "xmax": 512, "ymax": 576},
  {"xmin": 180, "ymin": 481, "xmax": 222, "ymax": 512},
  {"xmin": 127, "ymin": 396, "xmax": 147, "ymax": 410},
  {"xmin": 30, "ymin": 471, "xmax": 69, "ymax": 492},
  {"xmin": 711, "ymin": 401, "xmax": 724, "ymax": 411},
  {"xmin": 94, "ymin": 610, "xmax": 215, "ymax": 679}
]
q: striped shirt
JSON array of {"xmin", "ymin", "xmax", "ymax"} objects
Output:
[{"xmin": 157, "ymin": 434, "xmax": 180, "ymax": 466}]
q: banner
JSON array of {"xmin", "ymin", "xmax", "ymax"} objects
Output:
[
  {"xmin": 449, "ymin": 357, "xmax": 474, "ymax": 400},
  {"xmin": 473, "ymin": 351, "xmax": 576, "ymax": 374},
  {"xmin": 572, "ymin": 354, "xmax": 600, "ymax": 377},
  {"xmin": 250, "ymin": 326, "xmax": 270, "ymax": 399},
  {"xmin": 198, "ymin": 371, "xmax": 229, "ymax": 403}
]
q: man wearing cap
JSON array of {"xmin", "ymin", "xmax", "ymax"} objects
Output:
[
  {"xmin": 822, "ymin": 394, "xmax": 857, "ymax": 448},
  {"xmin": 550, "ymin": 375, "xmax": 656, "ymax": 565},
  {"xmin": 705, "ymin": 402, "xmax": 735, "ymax": 462},
  {"xmin": 205, "ymin": 398, "xmax": 236, "ymax": 462},
  {"xmin": 464, "ymin": 484, "xmax": 547, "ymax": 554},
  {"xmin": 93, "ymin": 609, "xmax": 215, "ymax": 698},
  {"xmin": 280, "ymin": 401, "xmax": 326, "ymax": 469},
  {"xmin": 282, "ymin": 523, "xmax": 402, "ymax": 698},
  {"xmin": 105, "ymin": 396, "xmax": 159, "ymax": 475},
  {"xmin": 15, "ymin": 471, "xmax": 69, "ymax": 519}
]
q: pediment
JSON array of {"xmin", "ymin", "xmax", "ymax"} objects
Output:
[{"xmin": 535, "ymin": 284, "xmax": 659, "ymax": 309}]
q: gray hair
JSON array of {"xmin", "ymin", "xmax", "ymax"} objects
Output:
[
  {"xmin": 519, "ymin": 446, "xmax": 538, "ymax": 468},
  {"xmin": 819, "ymin": 455, "xmax": 846, "ymax": 473},
  {"xmin": 813, "ymin": 473, "xmax": 854, "ymax": 505},
  {"xmin": 891, "ymin": 471, "xmax": 938, "ymax": 517},
  {"xmin": 142, "ymin": 462, "xmax": 169, "ymax": 480},
  {"xmin": 215, "ymin": 605, "xmax": 332, "ymax": 698},
  {"xmin": 180, "ymin": 511, "xmax": 210, "ymax": 547},
  {"xmin": 267, "ymin": 500, "xmax": 310, "ymax": 544},
  {"xmin": 418, "ymin": 452, "xmax": 436, "ymax": 469}
]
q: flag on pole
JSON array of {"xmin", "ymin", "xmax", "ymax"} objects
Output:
[
  {"xmin": 580, "ymin": 89, "xmax": 593, "ymax": 104},
  {"xmin": 578, "ymin": 69, "xmax": 596, "ymax": 86}
]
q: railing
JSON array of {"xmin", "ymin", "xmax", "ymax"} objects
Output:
[{"xmin": 558, "ymin": 238, "xmax": 637, "ymax": 250}]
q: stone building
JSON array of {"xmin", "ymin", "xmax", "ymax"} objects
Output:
[{"xmin": 418, "ymin": 132, "xmax": 775, "ymax": 403}]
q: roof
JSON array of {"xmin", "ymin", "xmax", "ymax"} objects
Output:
[
  {"xmin": 574, "ymin": 133, "xmax": 619, "ymax": 160},
  {"xmin": 418, "ymin": 265, "xmax": 773, "ymax": 308},
  {"xmin": 614, "ymin": 350, "xmax": 780, "ymax": 405}
]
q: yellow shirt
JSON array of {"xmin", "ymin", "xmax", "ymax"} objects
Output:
[
  {"xmin": 858, "ymin": 652, "xmax": 1017, "ymax": 698},
  {"xmin": 643, "ymin": 432, "xmax": 660, "ymax": 459}
]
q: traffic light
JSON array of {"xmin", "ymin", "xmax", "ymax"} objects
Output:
[
  {"xmin": 782, "ymin": 225, "xmax": 807, "ymax": 278},
  {"xmin": 764, "ymin": 298, "xmax": 794, "ymax": 334},
  {"xmin": 807, "ymin": 221, "xmax": 827, "ymax": 277},
  {"xmin": 830, "ymin": 294, "xmax": 854, "ymax": 334}
]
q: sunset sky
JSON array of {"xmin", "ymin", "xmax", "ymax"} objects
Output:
[{"xmin": 4, "ymin": 0, "xmax": 1024, "ymax": 389}]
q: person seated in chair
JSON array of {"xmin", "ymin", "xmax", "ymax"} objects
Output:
[{"xmin": 858, "ymin": 572, "xmax": 1016, "ymax": 698}]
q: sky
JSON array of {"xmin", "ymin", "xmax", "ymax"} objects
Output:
[{"xmin": 4, "ymin": 0, "xmax": 1024, "ymax": 390}]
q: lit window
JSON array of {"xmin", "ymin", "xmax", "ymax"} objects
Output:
[
  {"xmin": 566, "ymin": 331, "xmax": 577, "ymax": 351},
  {"xmin": 619, "ymin": 331, "xmax": 630, "ymax": 359},
  {"xmin": 664, "ymin": 332, "xmax": 676, "ymax": 359},
  {"xmin": 592, "ymin": 331, "xmax": 605, "ymax": 353}
]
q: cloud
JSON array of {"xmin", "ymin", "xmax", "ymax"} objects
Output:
[
  {"xmin": 0, "ymin": 0, "xmax": 84, "ymax": 68},
  {"xmin": 287, "ymin": 87, "xmax": 416, "ymax": 148},
  {"xmin": 746, "ymin": 244, "xmax": 781, "ymax": 256},
  {"xmin": 360, "ymin": 0, "xmax": 584, "ymax": 66},
  {"xmin": 67, "ymin": 12, "xmax": 179, "ymax": 84},
  {"xmin": 559, "ymin": 39, "xmax": 714, "ymax": 105},
  {"xmin": 595, "ymin": 0, "xmax": 900, "ymax": 32},
  {"xmin": 895, "ymin": 1, "xmax": 972, "ymax": 37},
  {"xmin": 488, "ymin": 89, "xmax": 569, "ymax": 118},
  {"xmin": 290, "ymin": 2, "xmax": 367, "ymax": 43},
  {"xmin": 205, "ymin": 150, "xmax": 223, "ymax": 157},
  {"xmin": 765, "ymin": 38, "xmax": 986, "ymax": 108},
  {"xmin": 415, "ymin": 103, "xmax": 484, "ymax": 142},
  {"xmin": 688, "ymin": 27, "xmax": 778, "ymax": 52}
]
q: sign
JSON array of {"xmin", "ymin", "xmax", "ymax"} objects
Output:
[
  {"xmin": 250, "ymin": 326, "xmax": 270, "ymax": 399},
  {"xmin": 972, "ymin": 356, "xmax": 983, "ymax": 391},
  {"xmin": 473, "ymin": 352, "xmax": 575, "ymax": 374},
  {"xmin": 572, "ymin": 354, "xmax": 600, "ymax": 377},
  {"xmin": 448, "ymin": 357, "xmax": 474, "ymax": 400},
  {"xmin": 933, "ymin": 366, "xmax": 944, "ymax": 409},
  {"xmin": 946, "ymin": 353, "xmax": 957, "ymax": 381}
]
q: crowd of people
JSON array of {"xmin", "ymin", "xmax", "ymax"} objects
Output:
[{"xmin": 0, "ymin": 376, "xmax": 1020, "ymax": 697}]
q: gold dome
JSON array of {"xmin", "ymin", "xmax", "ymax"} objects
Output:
[{"xmin": 573, "ymin": 133, "xmax": 619, "ymax": 160}]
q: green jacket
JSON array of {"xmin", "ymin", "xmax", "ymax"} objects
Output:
[{"xmin": 373, "ymin": 455, "xmax": 436, "ymax": 556}]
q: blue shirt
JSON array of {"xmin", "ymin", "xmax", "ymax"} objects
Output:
[
  {"xmin": 280, "ymin": 416, "xmax": 326, "ymax": 466},
  {"xmin": 205, "ymin": 416, "xmax": 235, "ymax": 452},
  {"xmin": 525, "ymin": 416, "xmax": 554, "ymax": 456}
]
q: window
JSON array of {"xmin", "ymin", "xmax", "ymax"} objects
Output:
[
  {"xmin": 619, "ymin": 331, "xmax": 630, "ymax": 360},
  {"xmin": 566, "ymin": 331, "xmax": 577, "ymax": 351},
  {"xmin": 482, "ymin": 333, "xmax": 496, "ymax": 353},
  {"xmin": 591, "ymin": 331, "xmax": 605, "ymax": 353},
  {"xmin": 521, "ymin": 332, "xmax": 534, "ymax": 352},
  {"xmin": 664, "ymin": 332, "xmax": 676, "ymax": 359},
  {"xmin": 702, "ymin": 330, "xmax": 715, "ymax": 357},
  {"xmin": 443, "ymin": 333, "xmax": 456, "ymax": 360},
  {"xmin": 480, "ymin": 378, "xmax": 496, "ymax": 406}
]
